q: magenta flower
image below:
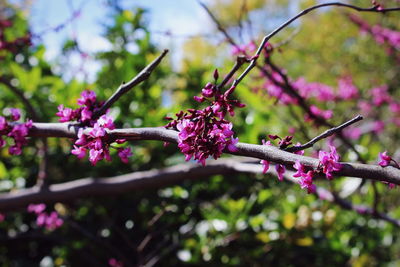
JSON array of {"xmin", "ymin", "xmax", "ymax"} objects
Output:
[
  {"xmin": 27, "ymin": 203, "xmax": 46, "ymax": 214},
  {"xmin": 89, "ymin": 148, "xmax": 104, "ymax": 165},
  {"xmin": 293, "ymin": 160, "xmax": 306, "ymax": 178},
  {"xmin": 378, "ymin": 151, "xmax": 391, "ymax": 167},
  {"xmin": 299, "ymin": 171, "xmax": 316, "ymax": 194},
  {"xmin": 118, "ymin": 147, "xmax": 132, "ymax": 164},
  {"xmin": 10, "ymin": 108, "xmax": 21, "ymax": 121},
  {"xmin": 308, "ymin": 105, "xmax": 333, "ymax": 121},
  {"xmin": 260, "ymin": 140, "xmax": 271, "ymax": 174},
  {"xmin": 318, "ymin": 145, "xmax": 342, "ymax": 179},
  {"xmin": 275, "ymin": 164, "xmax": 285, "ymax": 181},
  {"xmin": 71, "ymin": 145, "xmax": 87, "ymax": 159},
  {"xmin": 56, "ymin": 105, "xmax": 76, "ymax": 122},
  {"xmin": 166, "ymin": 76, "xmax": 244, "ymax": 165},
  {"xmin": 77, "ymin": 90, "xmax": 97, "ymax": 106},
  {"xmin": 337, "ymin": 77, "xmax": 359, "ymax": 100},
  {"xmin": 89, "ymin": 123, "xmax": 106, "ymax": 138},
  {"xmin": 44, "ymin": 211, "xmax": 64, "ymax": 230},
  {"xmin": 0, "ymin": 116, "xmax": 7, "ymax": 131}
]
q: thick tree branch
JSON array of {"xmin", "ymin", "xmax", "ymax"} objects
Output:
[
  {"xmin": 1, "ymin": 160, "xmax": 398, "ymax": 227},
  {"xmin": 0, "ymin": 161, "xmax": 238, "ymax": 211},
  {"xmin": 93, "ymin": 49, "xmax": 169, "ymax": 118},
  {"xmin": 24, "ymin": 122, "xmax": 400, "ymax": 185}
]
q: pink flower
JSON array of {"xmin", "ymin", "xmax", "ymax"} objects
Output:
[
  {"xmin": 372, "ymin": 120, "xmax": 385, "ymax": 134},
  {"xmin": 8, "ymin": 145, "xmax": 22, "ymax": 155},
  {"xmin": 293, "ymin": 160, "xmax": 306, "ymax": 178},
  {"xmin": 28, "ymin": 203, "xmax": 46, "ymax": 214},
  {"xmin": 344, "ymin": 127, "xmax": 361, "ymax": 140},
  {"xmin": 10, "ymin": 108, "xmax": 21, "ymax": 121},
  {"xmin": 299, "ymin": 171, "xmax": 316, "ymax": 194},
  {"xmin": 56, "ymin": 105, "xmax": 76, "ymax": 122},
  {"xmin": 36, "ymin": 213, "xmax": 47, "ymax": 226},
  {"xmin": 371, "ymin": 85, "xmax": 390, "ymax": 106},
  {"xmin": 337, "ymin": 77, "xmax": 359, "ymax": 100},
  {"xmin": 71, "ymin": 145, "xmax": 87, "ymax": 159},
  {"xmin": 89, "ymin": 149, "xmax": 103, "ymax": 165},
  {"xmin": 77, "ymin": 90, "xmax": 97, "ymax": 106},
  {"xmin": 260, "ymin": 140, "xmax": 271, "ymax": 174},
  {"xmin": 0, "ymin": 116, "xmax": 7, "ymax": 131},
  {"xmin": 89, "ymin": 123, "xmax": 106, "ymax": 138},
  {"xmin": 44, "ymin": 211, "xmax": 64, "ymax": 230},
  {"xmin": 0, "ymin": 213, "xmax": 5, "ymax": 222},
  {"xmin": 378, "ymin": 151, "xmax": 391, "ymax": 167},
  {"xmin": 318, "ymin": 145, "xmax": 342, "ymax": 179},
  {"xmin": 118, "ymin": 147, "xmax": 132, "ymax": 164},
  {"xmin": 97, "ymin": 115, "xmax": 115, "ymax": 130},
  {"xmin": 80, "ymin": 107, "xmax": 93, "ymax": 122},
  {"xmin": 308, "ymin": 105, "xmax": 333, "ymax": 120},
  {"xmin": 227, "ymin": 137, "xmax": 239, "ymax": 152},
  {"xmin": 275, "ymin": 164, "xmax": 285, "ymax": 181}
]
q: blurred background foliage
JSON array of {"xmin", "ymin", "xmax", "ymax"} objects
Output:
[{"xmin": 0, "ymin": 0, "xmax": 400, "ymax": 266}]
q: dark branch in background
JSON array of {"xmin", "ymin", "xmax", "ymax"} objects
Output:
[
  {"xmin": 198, "ymin": 1, "xmax": 237, "ymax": 46},
  {"xmin": 0, "ymin": 76, "xmax": 49, "ymax": 187},
  {"xmin": 265, "ymin": 59, "xmax": 367, "ymax": 163},
  {"xmin": 232, "ymin": 2, "xmax": 400, "ymax": 88},
  {"xmin": 286, "ymin": 115, "xmax": 363, "ymax": 152},
  {"xmin": 218, "ymin": 55, "xmax": 248, "ymax": 89},
  {"xmin": 93, "ymin": 49, "xmax": 169, "ymax": 118},
  {"xmin": 0, "ymin": 77, "xmax": 39, "ymax": 121},
  {"xmin": 23, "ymin": 122, "xmax": 400, "ymax": 184},
  {"xmin": 1, "ymin": 160, "xmax": 398, "ymax": 227}
]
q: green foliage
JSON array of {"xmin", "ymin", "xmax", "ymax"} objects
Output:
[{"xmin": 1, "ymin": 0, "xmax": 400, "ymax": 266}]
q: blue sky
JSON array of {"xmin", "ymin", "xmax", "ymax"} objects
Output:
[{"xmin": 26, "ymin": 0, "xmax": 213, "ymax": 80}]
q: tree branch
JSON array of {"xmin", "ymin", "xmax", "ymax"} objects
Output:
[
  {"xmin": 232, "ymin": 2, "xmax": 400, "ymax": 88},
  {"xmin": 286, "ymin": 115, "xmax": 363, "ymax": 152},
  {"xmin": 23, "ymin": 122, "xmax": 400, "ymax": 185},
  {"xmin": 1, "ymin": 160, "xmax": 398, "ymax": 227},
  {"xmin": 93, "ymin": 49, "xmax": 169, "ymax": 118}
]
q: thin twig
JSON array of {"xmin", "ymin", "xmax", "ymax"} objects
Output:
[
  {"xmin": 93, "ymin": 49, "xmax": 169, "ymax": 118},
  {"xmin": 286, "ymin": 115, "xmax": 363, "ymax": 152},
  {"xmin": 218, "ymin": 56, "xmax": 248, "ymax": 89},
  {"xmin": 232, "ymin": 2, "xmax": 400, "ymax": 88},
  {"xmin": 198, "ymin": 1, "xmax": 237, "ymax": 46}
]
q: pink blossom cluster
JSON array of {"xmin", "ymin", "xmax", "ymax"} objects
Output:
[
  {"xmin": 293, "ymin": 160, "xmax": 316, "ymax": 194},
  {"xmin": 231, "ymin": 41, "xmax": 257, "ymax": 56},
  {"xmin": 27, "ymin": 203, "xmax": 63, "ymax": 231},
  {"xmin": 378, "ymin": 152, "xmax": 399, "ymax": 189},
  {"xmin": 0, "ymin": 108, "xmax": 32, "ymax": 155},
  {"xmin": 56, "ymin": 90, "xmax": 132, "ymax": 165},
  {"xmin": 260, "ymin": 136, "xmax": 305, "ymax": 182},
  {"xmin": 0, "ymin": 19, "xmax": 31, "ymax": 53},
  {"xmin": 166, "ymin": 80, "xmax": 244, "ymax": 165},
  {"xmin": 56, "ymin": 90, "xmax": 101, "ymax": 126},
  {"xmin": 318, "ymin": 145, "xmax": 342, "ymax": 180},
  {"xmin": 350, "ymin": 14, "xmax": 400, "ymax": 52}
]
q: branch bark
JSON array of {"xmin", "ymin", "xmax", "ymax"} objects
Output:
[
  {"xmin": 1, "ymin": 160, "xmax": 398, "ymax": 227},
  {"xmin": 25, "ymin": 122, "xmax": 400, "ymax": 185}
]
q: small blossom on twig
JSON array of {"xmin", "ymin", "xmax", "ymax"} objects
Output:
[{"xmin": 318, "ymin": 145, "xmax": 342, "ymax": 179}]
